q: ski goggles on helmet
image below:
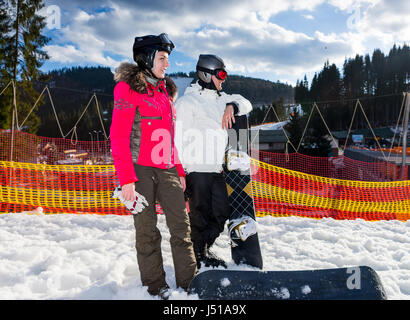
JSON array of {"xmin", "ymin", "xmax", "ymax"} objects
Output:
[
  {"xmin": 134, "ymin": 33, "xmax": 175, "ymax": 54},
  {"xmin": 215, "ymin": 69, "xmax": 227, "ymax": 80},
  {"xmin": 197, "ymin": 66, "xmax": 228, "ymax": 80}
]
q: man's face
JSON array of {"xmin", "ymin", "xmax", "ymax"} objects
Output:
[{"xmin": 212, "ymin": 75, "xmax": 225, "ymax": 91}]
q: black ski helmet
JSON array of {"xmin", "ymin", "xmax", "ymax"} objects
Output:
[
  {"xmin": 196, "ymin": 54, "xmax": 227, "ymax": 84},
  {"xmin": 133, "ymin": 33, "xmax": 174, "ymax": 70}
]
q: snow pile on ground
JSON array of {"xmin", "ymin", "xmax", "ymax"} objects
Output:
[{"xmin": 0, "ymin": 213, "xmax": 409, "ymax": 300}]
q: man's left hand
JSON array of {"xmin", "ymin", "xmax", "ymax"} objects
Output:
[{"xmin": 222, "ymin": 104, "xmax": 235, "ymax": 130}]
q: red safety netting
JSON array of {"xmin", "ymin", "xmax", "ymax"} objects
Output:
[{"xmin": 258, "ymin": 150, "xmax": 407, "ymax": 182}]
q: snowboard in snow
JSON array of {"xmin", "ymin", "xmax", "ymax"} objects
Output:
[
  {"xmin": 188, "ymin": 266, "xmax": 387, "ymax": 300},
  {"xmin": 224, "ymin": 114, "xmax": 263, "ymax": 269}
]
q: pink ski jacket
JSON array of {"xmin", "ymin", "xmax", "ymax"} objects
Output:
[{"xmin": 110, "ymin": 62, "xmax": 185, "ymax": 186}]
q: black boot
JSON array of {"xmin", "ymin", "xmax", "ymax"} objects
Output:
[
  {"xmin": 158, "ymin": 285, "xmax": 171, "ymax": 300},
  {"xmin": 193, "ymin": 241, "xmax": 207, "ymax": 269}
]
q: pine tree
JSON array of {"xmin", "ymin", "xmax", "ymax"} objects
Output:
[
  {"xmin": 364, "ymin": 54, "xmax": 372, "ymax": 96},
  {"xmin": 0, "ymin": 0, "xmax": 13, "ymax": 128},
  {"xmin": 272, "ymin": 97, "xmax": 286, "ymax": 121},
  {"xmin": 343, "ymin": 54, "xmax": 365, "ymax": 99},
  {"xmin": 301, "ymin": 62, "xmax": 339, "ymax": 155},
  {"xmin": 0, "ymin": 0, "xmax": 49, "ymax": 133},
  {"xmin": 294, "ymin": 75, "xmax": 310, "ymax": 115},
  {"xmin": 371, "ymin": 49, "xmax": 386, "ymax": 96},
  {"xmin": 284, "ymin": 106, "xmax": 304, "ymax": 153}
]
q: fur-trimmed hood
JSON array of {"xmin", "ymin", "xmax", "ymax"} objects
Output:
[{"xmin": 114, "ymin": 62, "xmax": 148, "ymax": 94}]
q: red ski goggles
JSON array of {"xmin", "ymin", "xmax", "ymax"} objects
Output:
[
  {"xmin": 215, "ymin": 69, "xmax": 227, "ymax": 80},
  {"xmin": 197, "ymin": 66, "xmax": 228, "ymax": 80}
]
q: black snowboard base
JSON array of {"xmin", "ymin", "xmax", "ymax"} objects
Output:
[
  {"xmin": 189, "ymin": 266, "xmax": 387, "ymax": 300},
  {"xmin": 229, "ymin": 233, "xmax": 263, "ymax": 269}
]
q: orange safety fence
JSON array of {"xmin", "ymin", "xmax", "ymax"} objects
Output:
[
  {"xmin": 1, "ymin": 130, "xmax": 409, "ymax": 221},
  {"xmin": 252, "ymin": 161, "xmax": 410, "ymax": 221}
]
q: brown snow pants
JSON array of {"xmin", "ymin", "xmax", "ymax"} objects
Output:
[{"xmin": 132, "ymin": 164, "xmax": 197, "ymax": 295}]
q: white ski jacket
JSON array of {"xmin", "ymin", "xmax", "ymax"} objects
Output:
[{"xmin": 175, "ymin": 82, "xmax": 252, "ymax": 173}]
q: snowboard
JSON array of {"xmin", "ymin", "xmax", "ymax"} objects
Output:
[
  {"xmin": 224, "ymin": 114, "xmax": 263, "ymax": 269},
  {"xmin": 188, "ymin": 266, "xmax": 387, "ymax": 300}
]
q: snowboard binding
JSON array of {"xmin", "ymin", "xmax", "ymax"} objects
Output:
[
  {"xmin": 228, "ymin": 217, "xmax": 257, "ymax": 247},
  {"xmin": 226, "ymin": 149, "xmax": 251, "ymax": 172},
  {"xmin": 112, "ymin": 185, "xmax": 149, "ymax": 214}
]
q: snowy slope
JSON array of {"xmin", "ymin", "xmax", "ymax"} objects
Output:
[
  {"xmin": 250, "ymin": 121, "xmax": 288, "ymax": 130},
  {"xmin": 0, "ymin": 213, "xmax": 409, "ymax": 300}
]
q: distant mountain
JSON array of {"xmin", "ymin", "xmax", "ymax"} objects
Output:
[
  {"xmin": 222, "ymin": 75, "xmax": 294, "ymax": 106},
  {"xmin": 169, "ymin": 72, "xmax": 294, "ymax": 107}
]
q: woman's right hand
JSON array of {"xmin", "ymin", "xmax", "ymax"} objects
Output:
[{"xmin": 121, "ymin": 182, "xmax": 135, "ymax": 201}]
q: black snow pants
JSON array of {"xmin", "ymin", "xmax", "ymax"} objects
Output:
[{"xmin": 185, "ymin": 172, "xmax": 231, "ymax": 249}]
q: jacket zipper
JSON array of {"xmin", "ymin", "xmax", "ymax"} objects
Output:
[
  {"xmin": 168, "ymin": 100, "xmax": 173, "ymax": 168},
  {"xmin": 152, "ymin": 82, "xmax": 173, "ymax": 169}
]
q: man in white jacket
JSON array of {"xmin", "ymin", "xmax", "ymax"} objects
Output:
[{"xmin": 174, "ymin": 54, "xmax": 252, "ymax": 268}]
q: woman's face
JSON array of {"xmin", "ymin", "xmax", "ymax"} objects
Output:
[{"xmin": 152, "ymin": 51, "xmax": 170, "ymax": 79}]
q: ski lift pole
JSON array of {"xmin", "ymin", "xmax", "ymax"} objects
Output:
[
  {"xmin": 10, "ymin": 80, "xmax": 17, "ymax": 163},
  {"xmin": 401, "ymin": 92, "xmax": 410, "ymax": 180}
]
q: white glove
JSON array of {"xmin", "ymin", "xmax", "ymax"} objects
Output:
[{"xmin": 112, "ymin": 185, "xmax": 149, "ymax": 214}]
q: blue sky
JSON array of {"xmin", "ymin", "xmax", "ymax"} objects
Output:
[{"xmin": 39, "ymin": 0, "xmax": 410, "ymax": 86}]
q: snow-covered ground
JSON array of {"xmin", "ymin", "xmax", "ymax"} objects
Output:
[{"xmin": 0, "ymin": 213, "xmax": 409, "ymax": 300}]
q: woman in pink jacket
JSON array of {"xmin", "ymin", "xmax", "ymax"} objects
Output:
[{"xmin": 110, "ymin": 33, "xmax": 196, "ymax": 298}]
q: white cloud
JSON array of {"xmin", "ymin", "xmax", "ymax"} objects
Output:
[
  {"xmin": 45, "ymin": 43, "xmax": 120, "ymax": 67},
  {"xmin": 302, "ymin": 14, "xmax": 315, "ymax": 20},
  {"xmin": 175, "ymin": 18, "xmax": 354, "ymax": 79},
  {"xmin": 358, "ymin": 0, "xmax": 410, "ymax": 44},
  {"xmin": 320, "ymin": 0, "xmax": 409, "ymax": 60},
  {"xmin": 42, "ymin": 0, "xmax": 410, "ymax": 85},
  {"xmin": 73, "ymin": 10, "xmax": 93, "ymax": 23},
  {"xmin": 42, "ymin": 1, "xmax": 349, "ymax": 83},
  {"xmin": 44, "ymin": 44, "xmax": 84, "ymax": 63},
  {"xmin": 327, "ymin": 0, "xmax": 380, "ymax": 12}
]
